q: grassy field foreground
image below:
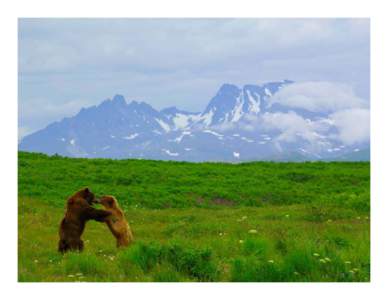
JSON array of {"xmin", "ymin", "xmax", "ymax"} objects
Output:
[{"xmin": 18, "ymin": 152, "xmax": 370, "ymax": 282}]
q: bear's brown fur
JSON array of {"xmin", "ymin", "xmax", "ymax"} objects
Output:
[
  {"xmin": 58, "ymin": 188, "xmax": 111, "ymax": 253},
  {"xmin": 99, "ymin": 195, "xmax": 134, "ymax": 248}
]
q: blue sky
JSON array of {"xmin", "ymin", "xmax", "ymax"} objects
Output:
[{"xmin": 18, "ymin": 18, "xmax": 370, "ymax": 138}]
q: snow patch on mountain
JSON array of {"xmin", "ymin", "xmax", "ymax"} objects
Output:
[
  {"xmin": 155, "ymin": 118, "xmax": 171, "ymax": 132},
  {"xmin": 203, "ymin": 130, "xmax": 223, "ymax": 137},
  {"xmin": 162, "ymin": 149, "xmax": 179, "ymax": 156},
  {"xmin": 173, "ymin": 114, "xmax": 191, "ymax": 129},
  {"xmin": 198, "ymin": 109, "xmax": 214, "ymax": 127},
  {"xmin": 123, "ymin": 133, "xmax": 139, "ymax": 140},
  {"xmin": 241, "ymin": 137, "xmax": 254, "ymax": 143},
  {"xmin": 246, "ymin": 90, "xmax": 260, "ymax": 113},
  {"xmin": 230, "ymin": 93, "xmax": 244, "ymax": 122},
  {"xmin": 174, "ymin": 131, "xmax": 192, "ymax": 143}
]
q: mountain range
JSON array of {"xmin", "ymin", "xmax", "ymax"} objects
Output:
[{"xmin": 19, "ymin": 80, "xmax": 370, "ymax": 162}]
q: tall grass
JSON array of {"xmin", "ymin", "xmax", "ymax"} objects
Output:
[{"xmin": 118, "ymin": 242, "xmax": 218, "ymax": 281}]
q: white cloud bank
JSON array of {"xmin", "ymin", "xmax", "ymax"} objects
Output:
[
  {"xmin": 218, "ymin": 81, "xmax": 370, "ymax": 147},
  {"xmin": 270, "ymin": 81, "xmax": 368, "ymax": 112},
  {"xmin": 261, "ymin": 111, "xmax": 317, "ymax": 143},
  {"xmin": 329, "ymin": 108, "xmax": 370, "ymax": 145},
  {"xmin": 259, "ymin": 108, "xmax": 370, "ymax": 147},
  {"xmin": 19, "ymin": 19, "xmax": 369, "ymax": 135},
  {"xmin": 260, "ymin": 81, "xmax": 370, "ymax": 146}
]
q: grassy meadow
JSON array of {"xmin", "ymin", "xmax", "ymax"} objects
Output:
[{"xmin": 18, "ymin": 151, "xmax": 370, "ymax": 282}]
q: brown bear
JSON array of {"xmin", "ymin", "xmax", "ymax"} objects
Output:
[
  {"xmin": 99, "ymin": 195, "xmax": 134, "ymax": 248},
  {"xmin": 58, "ymin": 187, "xmax": 111, "ymax": 253}
]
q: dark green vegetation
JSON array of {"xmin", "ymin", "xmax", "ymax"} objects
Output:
[{"xmin": 18, "ymin": 151, "xmax": 370, "ymax": 282}]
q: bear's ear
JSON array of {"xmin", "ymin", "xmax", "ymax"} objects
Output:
[
  {"xmin": 83, "ymin": 187, "xmax": 91, "ymax": 196},
  {"xmin": 68, "ymin": 198, "xmax": 75, "ymax": 206}
]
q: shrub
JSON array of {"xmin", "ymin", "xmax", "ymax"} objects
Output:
[
  {"xmin": 326, "ymin": 235, "xmax": 351, "ymax": 249},
  {"xmin": 231, "ymin": 256, "xmax": 282, "ymax": 282},
  {"xmin": 280, "ymin": 172, "xmax": 315, "ymax": 183},
  {"xmin": 64, "ymin": 253, "xmax": 106, "ymax": 276},
  {"xmin": 242, "ymin": 238, "xmax": 270, "ymax": 258},
  {"xmin": 164, "ymin": 243, "xmax": 218, "ymax": 281},
  {"xmin": 118, "ymin": 242, "xmax": 163, "ymax": 273},
  {"xmin": 282, "ymin": 249, "xmax": 316, "ymax": 280},
  {"xmin": 118, "ymin": 241, "xmax": 218, "ymax": 281},
  {"xmin": 152, "ymin": 263, "xmax": 183, "ymax": 282}
]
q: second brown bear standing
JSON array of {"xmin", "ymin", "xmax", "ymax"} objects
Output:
[{"xmin": 99, "ymin": 195, "xmax": 134, "ymax": 247}]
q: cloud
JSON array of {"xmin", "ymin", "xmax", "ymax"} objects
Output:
[
  {"xmin": 263, "ymin": 81, "xmax": 370, "ymax": 146},
  {"xmin": 270, "ymin": 81, "xmax": 368, "ymax": 113},
  {"xmin": 209, "ymin": 78, "xmax": 370, "ymax": 148},
  {"xmin": 18, "ymin": 97, "xmax": 93, "ymax": 138},
  {"xmin": 235, "ymin": 107, "xmax": 370, "ymax": 147},
  {"xmin": 18, "ymin": 19, "xmax": 370, "ymax": 135},
  {"xmin": 20, "ymin": 98, "xmax": 88, "ymax": 120},
  {"xmin": 261, "ymin": 111, "xmax": 317, "ymax": 143},
  {"xmin": 329, "ymin": 108, "xmax": 370, "ymax": 145},
  {"xmin": 19, "ymin": 19, "xmax": 369, "ymax": 75},
  {"xmin": 18, "ymin": 126, "xmax": 33, "ymax": 142}
]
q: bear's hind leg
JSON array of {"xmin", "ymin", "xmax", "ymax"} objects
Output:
[
  {"xmin": 117, "ymin": 235, "xmax": 130, "ymax": 248},
  {"xmin": 77, "ymin": 240, "xmax": 84, "ymax": 252},
  {"xmin": 58, "ymin": 239, "xmax": 69, "ymax": 253}
]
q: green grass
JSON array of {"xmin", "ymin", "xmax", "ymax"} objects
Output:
[{"xmin": 18, "ymin": 151, "xmax": 370, "ymax": 282}]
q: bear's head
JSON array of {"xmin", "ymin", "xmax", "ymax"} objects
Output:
[
  {"xmin": 98, "ymin": 195, "xmax": 118, "ymax": 209},
  {"xmin": 67, "ymin": 187, "xmax": 98, "ymax": 209}
]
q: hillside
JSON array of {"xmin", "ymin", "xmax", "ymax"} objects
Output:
[
  {"xmin": 18, "ymin": 151, "xmax": 370, "ymax": 210},
  {"xmin": 18, "ymin": 152, "xmax": 370, "ymax": 282}
]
